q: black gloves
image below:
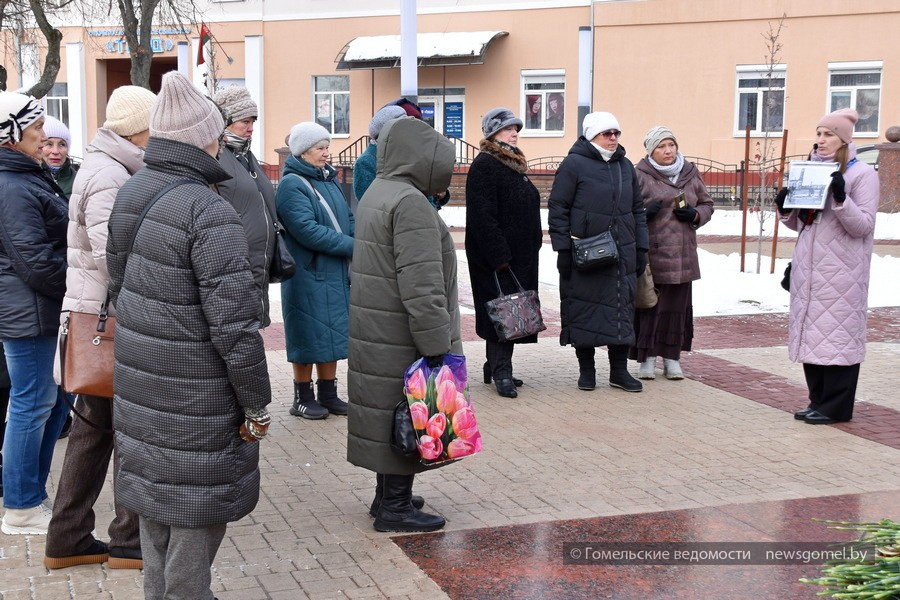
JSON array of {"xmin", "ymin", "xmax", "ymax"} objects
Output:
[
  {"xmin": 774, "ymin": 188, "xmax": 790, "ymax": 215},
  {"xmin": 425, "ymin": 355, "xmax": 444, "ymax": 369},
  {"xmin": 673, "ymin": 206, "xmax": 698, "ymax": 223},
  {"xmin": 830, "ymin": 171, "xmax": 846, "ymax": 202},
  {"xmin": 557, "ymin": 250, "xmax": 572, "ymax": 280},
  {"xmin": 636, "ymin": 249, "xmax": 648, "ymax": 276},
  {"xmin": 438, "ymin": 189, "xmax": 452, "ymax": 207},
  {"xmin": 644, "ymin": 201, "xmax": 662, "ymax": 222}
]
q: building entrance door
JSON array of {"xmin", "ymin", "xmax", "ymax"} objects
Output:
[{"xmin": 418, "ymin": 95, "xmax": 465, "ymax": 139}]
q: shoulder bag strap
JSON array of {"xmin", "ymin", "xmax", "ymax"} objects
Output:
[{"xmin": 287, "ymin": 173, "xmax": 343, "ymax": 234}]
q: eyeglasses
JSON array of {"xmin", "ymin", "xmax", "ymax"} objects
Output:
[{"xmin": 600, "ymin": 130, "xmax": 622, "ymax": 139}]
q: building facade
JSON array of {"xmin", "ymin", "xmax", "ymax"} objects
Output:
[{"xmin": 2, "ymin": 0, "xmax": 897, "ymax": 167}]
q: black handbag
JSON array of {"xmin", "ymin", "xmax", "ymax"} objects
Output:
[
  {"xmin": 390, "ymin": 399, "xmax": 419, "ymax": 457},
  {"xmin": 269, "ymin": 222, "xmax": 296, "ymax": 283},
  {"xmin": 572, "ymin": 229, "xmax": 619, "ymax": 271},
  {"xmin": 781, "ymin": 262, "xmax": 791, "ymax": 292},
  {"xmin": 484, "ymin": 270, "xmax": 546, "ymax": 342}
]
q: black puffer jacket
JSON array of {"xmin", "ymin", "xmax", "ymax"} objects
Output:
[
  {"xmin": 465, "ymin": 140, "xmax": 543, "ymax": 343},
  {"xmin": 216, "ymin": 147, "xmax": 277, "ymax": 327},
  {"xmin": 107, "ymin": 138, "xmax": 271, "ymax": 528},
  {"xmin": 548, "ymin": 138, "xmax": 648, "ymax": 348},
  {"xmin": 0, "ymin": 147, "xmax": 68, "ymax": 339}
]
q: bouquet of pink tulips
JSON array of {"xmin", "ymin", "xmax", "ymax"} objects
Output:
[{"xmin": 403, "ymin": 354, "xmax": 483, "ymax": 465}]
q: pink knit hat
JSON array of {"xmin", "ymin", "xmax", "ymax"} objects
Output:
[{"xmin": 817, "ymin": 108, "xmax": 858, "ymax": 144}]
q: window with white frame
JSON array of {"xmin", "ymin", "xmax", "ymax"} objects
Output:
[
  {"xmin": 735, "ymin": 65, "xmax": 785, "ymax": 135},
  {"xmin": 313, "ymin": 76, "xmax": 349, "ymax": 136},
  {"xmin": 828, "ymin": 62, "xmax": 881, "ymax": 135},
  {"xmin": 45, "ymin": 83, "xmax": 69, "ymax": 126},
  {"xmin": 521, "ymin": 70, "xmax": 565, "ymax": 134}
]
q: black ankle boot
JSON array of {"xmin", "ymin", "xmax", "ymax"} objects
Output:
[
  {"xmin": 575, "ymin": 347, "xmax": 596, "ymax": 390},
  {"xmin": 316, "ymin": 379, "xmax": 348, "ymax": 415},
  {"xmin": 482, "ymin": 362, "xmax": 523, "ymax": 387},
  {"xmin": 494, "ymin": 378, "xmax": 517, "ymax": 398},
  {"xmin": 608, "ymin": 345, "xmax": 642, "ymax": 392},
  {"xmin": 289, "ymin": 381, "xmax": 329, "ymax": 420},
  {"xmin": 369, "ymin": 473, "xmax": 424, "ymax": 517},
  {"xmin": 373, "ymin": 474, "xmax": 445, "ymax": 532}
]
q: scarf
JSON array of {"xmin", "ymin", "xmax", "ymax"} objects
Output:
[
  {"xmin": 589, "ymin": 141, "xmax": 615, "ymax": 162},
  {"xmin": 647, "ymin": 152, "xmax": 685, "ymax": 183},
  {"xmin": 224, "ymin": 130, "xmax": 252, "ymax": 155},
  {"xmin": 478, "ymin": 138, "xmax": 528, "ymax": 173}
]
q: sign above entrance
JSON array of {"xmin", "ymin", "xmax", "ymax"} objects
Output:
[{"xmin": 89, "ymin": 27, "xmax": 189, "ymax": 55}]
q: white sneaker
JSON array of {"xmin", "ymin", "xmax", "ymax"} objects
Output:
[
  {"xmin": 664, "ymin": 359, "xmax": 684, "ymax": 380},
  {"xmin": 1, "ymin": 504, "xmax": 53, "ymax": 535},
  {"xmin": 638, "ymin": 357, "xmax": 657, "ymax": 380}
]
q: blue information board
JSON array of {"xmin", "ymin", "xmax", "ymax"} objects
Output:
[{"xmin": 444, "ymin": 102, "xmax": 463, "ymax": 138}]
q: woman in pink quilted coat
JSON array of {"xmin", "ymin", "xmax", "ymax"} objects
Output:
[{"xmin": 776, "ymin": 108, "xmax": 879, "ymax": 424}]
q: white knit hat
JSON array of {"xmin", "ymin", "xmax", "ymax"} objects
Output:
[
  {"xmin": 583, "ymin": 111, "xmax": 620, "ymax": 142},
  {"xmin": 0, "ymin": 91, "xmax": 44, "ymax": 145},
  {"xmin": 368, "ymin": 105, "xmax": 406, "ymax": 140},
  {"xmin": 213, "ymin": 86, "xmax": 258, "ymax": 125},
  {"xmin": 288, "ymin": 122, "xmax": 330, "ymax": 156},
  {"xmin": 105, "ymin": 85, "xmax": 157, "ymax": 137},
  {"xmin": 150, "ymin": 71, "xmax": 224, "ymax": 149},
  {"xmin": 42, "ymin": 115, "xmax": 70, "ymax": 146}
]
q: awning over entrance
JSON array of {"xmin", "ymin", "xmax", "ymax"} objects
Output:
[{"xmin": 335, "ymin": 31, "xmax": 508, "ymax": 70}]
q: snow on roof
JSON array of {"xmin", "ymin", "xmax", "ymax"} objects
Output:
[{"xmin": 338, "ymin": 31, "xmax": 508, "ymax": 68}]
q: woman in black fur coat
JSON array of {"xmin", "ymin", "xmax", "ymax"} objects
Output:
[{"xmin": 465, "ymin": 108, "xmax": 543, "ymax": 398}]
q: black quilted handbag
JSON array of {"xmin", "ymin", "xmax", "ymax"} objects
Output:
[
  {"xmin": 484, "ymin": 270, "xmax": 547, "ymax": 342},
  {"xmin": 390, "ymin": 400, "xmax": 419, "ymax": 457},
  {"xmin": 571, "ymin": 229, "xmax": 619, "ymax": 271}
]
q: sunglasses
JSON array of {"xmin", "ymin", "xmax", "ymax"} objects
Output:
[{"xmin": 600, "ymin": 130, "xmax": 622, "ymax": 139}]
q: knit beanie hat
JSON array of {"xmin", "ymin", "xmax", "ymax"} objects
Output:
[
  {"xmin": 583, "ymin": 111, "xmax": 620, "ymax": 141},
  {"xmin": 817, "ymin": 108, "xmax": 858, "ymax": 144},
  {"xmin": 0, "ymin": 91, "xmax": 44, "ymax": 145},
  {"xmin": 481, "ymin": 107, "xmax": 523, "ymax": 139},
  {"xmin": 42, "ymin": 115, "xmax": 71, "ymax": 146},
  {"xmin": 150, "ymin": 71, "xmax": 224, "ymax": 149},
  {"xmin": 104, "ymin": 85, "xmax": 156, "ymax": 137},
  {"xmin": 369, "ymin": 105, "xmax": 406, "ymax": 140},
  {"xmin": 213, "ymin": 86, "xmax": 258, "ymax": 125},
  {"xmin": 643, "ymin": 125, "xmax": 677, "ymax": 155},
  {"xmin": 289, "ymin": 121, "xmax": 330, "ymax": 156}
]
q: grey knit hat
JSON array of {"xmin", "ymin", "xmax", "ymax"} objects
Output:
[
  {"xmin": 643, "ymin": 125, "xmax": 677, "ymax": 155},
  {"xmin": 150, "ymin": 71, "xmax": 224, "ymax": 149},
  {"xmin": 288, "ymin": 121, "xmax": 330, "ymax": 156},
  {"xmin": 104, "ymin": 85, "xmax": 156, "ymax": 137},
  {"xmin": 368, "ymin": 105, "xmax": 406, "ymax": 140},
  {"xmin": 481, "ymin": 107, "xmax": 523, "ymax": 139},
  {"xmin": 213, "ymin": 86, "xmax": 258, "ymax": 125}
]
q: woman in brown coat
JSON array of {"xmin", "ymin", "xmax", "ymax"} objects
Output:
[{"xmin": 632, "ymin": 126, "xmax": 714, "ymax": 380}]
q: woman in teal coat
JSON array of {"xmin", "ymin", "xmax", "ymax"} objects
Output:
[{"xmin": 277, "ymin": 122, "xmax": 354, "ymax": 420}]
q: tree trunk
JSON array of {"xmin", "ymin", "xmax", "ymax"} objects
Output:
[{"xmin": 24, "ymin": 0, "xmax": 63, "ymax": 98}]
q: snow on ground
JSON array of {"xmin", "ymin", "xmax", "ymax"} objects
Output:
[{"xmin": 443, "ymin": 207, "xmax": 900, "ymax": 317}]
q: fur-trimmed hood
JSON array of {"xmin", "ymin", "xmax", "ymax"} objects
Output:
[{"xmin": 478, "ymin": 139, "xmax": 528, "ymax": 173}]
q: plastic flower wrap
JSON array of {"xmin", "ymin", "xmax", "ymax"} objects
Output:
[{"xmin": 403, "ymin": 353, "xmax": 483, "ymax": 465}]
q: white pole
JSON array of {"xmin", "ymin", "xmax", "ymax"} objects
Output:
[
  {"xmin": 65, "ymin": 42, "xmax": 86, "ymax": 159},
  {"xmin": 400, "ymin": 0, "xmax": 417, "ymax": 101}
]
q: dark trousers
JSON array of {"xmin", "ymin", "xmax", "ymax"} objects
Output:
[
  {"xmin": 46, "ymin": 395, "xmax": 139, "ymax": 556},
  {"xmin": 486, "ymin": 340, "xmax": 515, "ymax": 379},
  {"xmin": 803, "ymin": 363, "xmax": 860, "ymax": 422}
]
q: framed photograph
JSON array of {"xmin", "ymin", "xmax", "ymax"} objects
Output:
[{"xmin": 784, "ymin": 160, "xmax": 839, "ymax": 210}]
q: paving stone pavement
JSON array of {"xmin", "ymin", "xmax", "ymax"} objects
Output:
[{"xmin": 1, "ymin": 239, "xmax": 897, "ymax": 599}]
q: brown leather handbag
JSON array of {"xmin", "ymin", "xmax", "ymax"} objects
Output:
[{"xmin": 59, "ymin": 300, "xmax": 115, "ymax": 398}]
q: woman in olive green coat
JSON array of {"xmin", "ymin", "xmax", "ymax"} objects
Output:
[{"xmin": 347, "ymin": 117, "xmax": 460, "ymax": 533}]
